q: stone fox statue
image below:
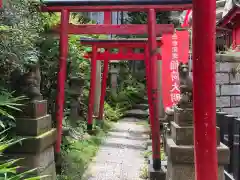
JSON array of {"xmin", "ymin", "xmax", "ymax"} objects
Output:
[
  {"xmin": 177, "ymin": 62, "xmax": 193, "ymax": 106},
  {"xmin": 10, "ymin": 63, "xmax": 42, "ymax": 101}
]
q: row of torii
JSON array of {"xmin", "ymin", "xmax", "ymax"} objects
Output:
[{"xmin": 2, "ymin": 0, "xmax": 219, "ymax": 179}]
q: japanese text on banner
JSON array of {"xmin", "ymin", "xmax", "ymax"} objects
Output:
[{"xmin": 170, "ymin": 34, "xmax": 180, "ymax": 105}]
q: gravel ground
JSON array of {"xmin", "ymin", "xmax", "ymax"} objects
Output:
[{"xmin": 82, "ymin": 116, "xmax": 149, "ymax": 180}]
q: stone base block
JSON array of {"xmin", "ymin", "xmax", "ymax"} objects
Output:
[
  {"xmin": 4, "ymin": 129, "xmax": 57, "ymax": 154},
  {"xmin": 174, "ymin": 107, "xmax": 193, "ymax": 126},
  {"xmin": 16, "ymin": 115, "xmax": 52, "ymax": 136},
  {"xmin": 166, "ymin": 138, "xmax": 229, "ymax": 164},
  {"xmin": 148, "ymin": 163, "xmax": 166, "ymax": 180},
  {"xmin": 132, "ymin": 104, "xmax": 149, "ymax": 110},
  {"xmin": 124, "ymin": 109, "xmax": 149, "ymax": 119},
  {"xmin": 171, "ymin": 122, "xmax": 220, "ymax": 146},
  {"xmin": 2, "ymin": 146, "xmax": 55, "ymax": 173},
  {"xmin": 16, "ymin": 100, "xmax": 48, "ymax": 119},
  {"xmin": 27, "ymin": 162, "xmax": 56, "ymax": 180},
  {"xmin": 166, "ymin": 161, "xmax": 225, "ymax": 180}
]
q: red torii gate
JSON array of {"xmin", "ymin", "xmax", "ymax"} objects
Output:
[
  {"xmin": 41, "ymin": 0, "xmax": 217, "ymax": 179},
  {"xmin": 81, "ymin": 38, "xmax": 165, "ymax": 125}
]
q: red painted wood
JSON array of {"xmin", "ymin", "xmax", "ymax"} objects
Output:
[
  {"xmin": 81, "ymin": 40, "xmax": 163, "ymax": 48},
  {"xmin": 98, "ymin": 58, "xmax": 109, "ymax": 120},
  {"xmin": 144, "ymin": 45, "xmax": 153, "ymax": 128},
  {"xmin": 53, "ymin": 24, "xmax": 174, "ymax": 35},
  {"xmin": 84, "ymin": 52, "xmax": 162, "ymax": 60},
  {"xmin": 41, "ymin": 4, "xmax": 192, "ymax": 12},
  {"xmin": 148, "ymin": 9, "xmax": 161, "ymax": 170},
  {"xmin": 192, "ymin": 0, "xmax": 218, "ymax": 179},
  {"xmin": 98, "ymin": 12, "xmax": 111, "ymax": 121},
  {"xmin": 87, "ymin": 45, "xmax": 98, "ymax": 129},
  {"xmin": 55, "ymin": 10, "xmax": 69, "ymax": 153}
]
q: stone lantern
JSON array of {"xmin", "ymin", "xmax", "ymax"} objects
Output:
[
  {"xmin": 68, "ymin": 76, "xmax": 85, "ymax": 127},
  {"xmin": 109, "ymin": 60, "xmax": 120, "ymax": 95}
]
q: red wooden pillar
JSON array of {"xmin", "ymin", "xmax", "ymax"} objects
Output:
[
  {"xmin": 192, "ymin": 0, "xmax": 218, "ymax": 179},
  {"xmin": 55, "ymin": 9, "xmax": 69, "ymax": 153},
  {"xmin": 98, "ymin": 50, "xmax": 109, "ymax": 120},
  {"xmin": 147, "ymin": 9, "xmax": 161, "ymax": 170},
  {"xmin": 87, "ymin": 45, "xmax": 98, "ymax": 131},
  {"xmin": 98, "ymin": 11, "xmax": 111, "ymax": 121},
  {"xmin": 144, "ymin": 45, "xmax": 153, "ymax": 126}
]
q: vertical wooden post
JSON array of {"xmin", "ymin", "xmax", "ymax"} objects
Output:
[
  {"xmin": 55, "ymin": 9, "xmax": 69, "ymax": 153},
  {"xmin": 144, "ymin": 45, "xmax": 153, "ymax": 126},
  {"xmin": 147, "ymin": 9, "xmax": 161, "ymax": 170},
  {"xmin": 98, "ymin": 11, "xmax": 111, "ymax": 121},
  {"xmin": 192, "ymin": 0, "xmax": 218, "ymax": 179},
  {"xmin": 87, "ymin": 45, "xmax": 97, "ymax": 131}
]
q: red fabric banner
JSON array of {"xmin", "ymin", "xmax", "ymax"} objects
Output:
[{"xmin": 161, "ymin": 30, "xmax": 189, "ymax": 110}]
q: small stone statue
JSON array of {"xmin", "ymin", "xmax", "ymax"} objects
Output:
[
  {"xmin": 177, "ymin": 62, "xmax": 193, "ymax": 108},
  {"xmin": 10, "ymin": 63, "xmax": 42, "ymax": 101}
]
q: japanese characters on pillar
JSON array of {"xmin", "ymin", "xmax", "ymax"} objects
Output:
[{"xmin": 162, "ymin": 30, "xmax": 189, "ymax": 110}]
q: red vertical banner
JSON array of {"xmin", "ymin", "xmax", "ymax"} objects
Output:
[
  {"xmin": 0, "ymin": 0, "xmax": 2, "ymax": 8},
  {"xmin": 161, "ymin": 30, "xmax": 189, "ymax": 110}
]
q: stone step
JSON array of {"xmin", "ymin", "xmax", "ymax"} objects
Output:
[
  {"xmin": 132, "ymin": 103, "xmax": 149, "ymax": 110},
  {"xmin": 124, "ymin": 109, "xmax": 149, "ymax": 119},
  {"xmin": 4, "ymin": 128, "xmax": 57, "ymax": 154}
]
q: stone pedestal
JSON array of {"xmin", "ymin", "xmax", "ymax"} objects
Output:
[
  {"xmin": 4, "ymin": 100, "xmax": 57, "ymax": 180},
  {"xmin": 166, "ymin": 107, "xmax": 230, "ymax": 180}
]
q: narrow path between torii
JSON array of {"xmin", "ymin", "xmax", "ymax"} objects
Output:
[{"xmin": 82, "ymin": 110, "xmax": 149, "ymax": 180}]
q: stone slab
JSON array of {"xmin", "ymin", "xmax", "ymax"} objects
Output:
[
  {"xmin": 4, "ymin": 129, "xmax": 57, "ymax": 154},
  {"xmin": 124, "ymin": 109, "xmax": 149, "ymax": 119},
  {"xmin": 16, "ymin": 100, "xmax": 48, "ymax": 119},
  {"xmin": 166, "ymin": 161, "xmax": 225, "ymax": 180},
  {"xmin": 148, "ymin": 164, "xmax": 166, "ymax": 180},
  {"xmin": 174, "ymin": 108, "xmax": 193, "ymax": 126},
  {"xmin": 132, "ymin": 104, "xmax": 149, "ymax": 110},
  {"xmin": 171, "ymin": 122, "xmax": 220, "ymax": 146},
  {"xmin": 3, "ymin": 146, "xmax": 55, "ymax": 173},
  {"xmin": 16, "ymin": 114, "xmax": 52, "ymax": 136},
  {"xmin": 25, "ymin": 162, "xmax": 56, "ymax": 180},
  {"xmin": 166, "ymin": 138, "xmax": 229, "ymax": 165}
]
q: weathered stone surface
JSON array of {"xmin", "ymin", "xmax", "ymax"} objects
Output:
[
  {"xmin": 166, "ymin": 138, "xmax": 229, "ymax": 164},
  {"xmin": 16, "ymin": 115, "xmax": 52, "ymax": 136},
  {"xmin": 231, "ymin": 96, "xmax": 240, "ymax": 107},
  {"xmin": 216, "ymin": 85, "xmax": 220, "ymax": 96},
  {"xmin": 230, "ymin": 73, "xmax": 240, "ymax": 84},
  {"xmin": 148, "ymin": 163, "xmax": 166, "ymax": 180},
  {"xmin": 174, "ymin": 108, "xmax": 193, "ymax": 126},
  {"xmin": 124, "ymin": 109, "xmax": 149, "ymax": 119},
  {"xmin": 216, "ymin": 73, "xmax": 229, "ymax": 84},
  {"xmin": 222, "ymin": 107, "xmax": 240, "ymax": 117},
  {"xmin": 132, "ymin": 104, "xmax": 148, "ymax": 110},
  {"xmin": 4, "ymin": 129, "xmax": 57, "ymax": 154},
  {"xmin": 216, "ymin": 53, "xmax": 240, "ymax": 62},
  {"xmin": 166, "ymin": 161, "xmax": 225, "ymax": 180},
  {"xmin": 221, "ymin": 85, "xmax": 240, "ymax": 95},
  {"xmin": 219, "ymin": 62, "xmax": 238, "ymax": 72},
  {"xmin": 170, "ymin": 122, "xmax": 220, "ymax": 146},
  {"xmin": 26, "ymin": 162, "xmax": 56, "ymax": 180},
  {"xmin": 16, "ymin": 100, "xmax": 48, "ymax": 119},
  {"xmin": 3, "ymin": 146, "xmax": 54, "ymax": 173},
  {"xmin": 216, "ymin": 96, "xmax": 230, "ymax": 108}
]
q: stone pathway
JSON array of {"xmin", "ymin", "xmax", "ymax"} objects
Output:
[{"xmin": 82, "ymin": 116, "xmax": 149, "ymax": 180}]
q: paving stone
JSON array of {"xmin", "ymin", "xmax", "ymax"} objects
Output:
[
  {"xmin": 83, "ymin": 117, "xmax": 148, "ymax": 180},
  {"xmin": 125, "ymin": 109, "xmax": 149, "ymax": 119}
]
